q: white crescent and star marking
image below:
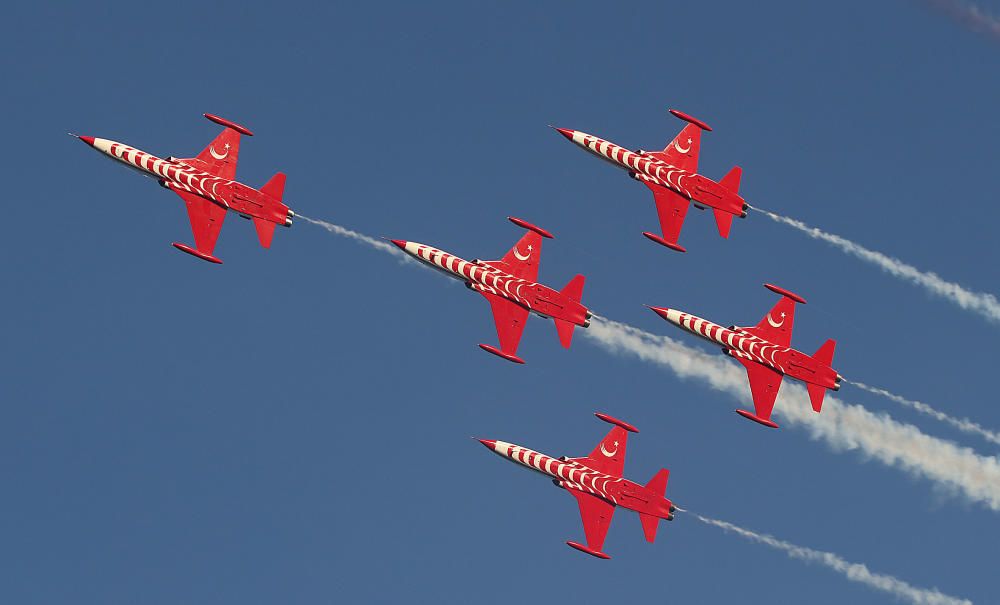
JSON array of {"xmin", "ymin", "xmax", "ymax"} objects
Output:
[
  {"xmin": 674, "ymin": 137, "xmax": 693, "ymax": 154},
  {"xmin": 210, "ymin": 142, "xmax": 231, "ymax": 160},
  {"xmin": 600, "ymin": 440, "xmax": 619, "ymax": 457},
  {"xmin": 513, "ymin": 244, "xmax": 533, "ymax": 261},
  {"xmin": 767, "ymin": 311, "xmax": 787, "ymax": 328}
]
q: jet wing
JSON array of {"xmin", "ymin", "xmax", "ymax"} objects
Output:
[
  {"xmin": 178, "ymin": 127, "xmax": 242, "ymax": 180},
  {"xmin": 737, "ymin": 357, "xmax": 784, "ymax": 423},
  {"xmin": 482, "ymin": 230, "xmax": 543, "ymax": 282},
  {"xmin": 641, "ymin": 179, "xmax": 690, "ymax": 248},
  {"xmin": 569, "ymin": 488, "xmax": 616, "ymax": 554},
  {"xmin": 171, "ymin": 187, "xmax": 227, "ymax": 258},
  {"xmin": 740, "ymin": 295, "xmax": 797, "ymax": 347},
  {"xmin": 480, "ymin": 291, "xmax": 530, "ymax": 358},
  {"xmin": 646, "ymin": 122, "xmax": 702, "ymax": 173},
  {"xmin": 568, "ymin": 424, "xmax": 629, "ymax": 477}
]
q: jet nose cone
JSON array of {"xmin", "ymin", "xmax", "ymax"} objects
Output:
[
  {"xmin": 389, "ymin": 239, "xmax": 407, "ymax": 250},
  {"xmin": 646, "ymin": 305, "xmax": 671, "ymax": 320},
  {"xmin": 477, "ymin": 438, "xmax": 497, "ymax": 450},
  {"xmin": 74, "ymin": 135, "xmax": 96, "ymax": 147},
  {"xmin": 550, "ymin": 126, "xmax": 575, "ymax": 141}
]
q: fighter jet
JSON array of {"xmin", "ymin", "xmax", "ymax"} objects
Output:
[
  {"xmin": 649, "ymin": 284, "xmax": 842, "ymax": 428},
  {"xmin": 553, "ymin": 109, "xmax": 747, "ymax": 253},
  {"xmin": 390, "ymin": 217, "xmax": 589, "ymax": 364},
  {"xmin": 477, "ymin": 412, "xmax": 674, "ymax": 559},
  {"xmin": 73, "ymin": 113, "xmax": 294, "ymax": 264}
]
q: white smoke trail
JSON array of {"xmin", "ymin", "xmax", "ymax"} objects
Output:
[
  {"xmin": 924, "ymin": 0, "xmax": 1000, "ymax": 41},
  {"xmin": 757, "ymin": 209, "xmax": 1000, "ymax": 325},
  {"xmin": 689, "ymin": 512, "xmax": 971, "ymax": 605},
  {"xmin": 849, "ymin": 381, "xmax": 1000, "ymax": 447},
  {"xmin": 300, "ymin": 216, "xmax": 1000, "ymax": 511},
  {"xmin": 298, "ymin": 215, "xmax": 409, "ymax": 259},
  {"xmin": 583, "ymin": 316, "xmax": 1000, "ymax": 511}
]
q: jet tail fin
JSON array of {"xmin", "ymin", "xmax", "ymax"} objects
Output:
[
  {"xmin": 560, "ymin": 274, "xmax": 586, "ymax": 303},
  {"xmin": 645, "ymin": 469, "xmax": 670, "ymax": 499},
  {"xmin": 719, "ymin": 165, "xmax": 741, "ymax": 194},
  {"xmin": 813, "ymin": 338, "xmax": 837, "ymax": 366},
  {"xmin": 639, "ymin": 469, "xmax": 670, "ymax": 543},
  {"xmin": 260, "ymin": 172, "xmax": 286, "ymax": 201},
  {"xmin": 554, "ymin": 275, "xmax": 586, "ymax": 348}
]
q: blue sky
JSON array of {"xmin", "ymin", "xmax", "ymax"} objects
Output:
[{"xmin": 3, "ymin": 1, "xmax": 999, "ymax": 602}]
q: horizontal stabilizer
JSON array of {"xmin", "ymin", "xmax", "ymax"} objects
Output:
[
  {"xmin": 554, "ymin": 319, "xmax": 575, "ymax": 349},
  {"xmin": 639, "ymin": 513, "xmax": 660, "ymax": 543},
  {"xmin": 253, "ymin": 217, "xmax": 277, "ymax": 249},
  {"xmin": 807, "ymin": 383, "xmax": 828, "ymax": 413},
  {"xmin": 713, "ymin": 208, "xmax": 735, "ymax": 239}
]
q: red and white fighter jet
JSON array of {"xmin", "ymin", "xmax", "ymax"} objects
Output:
[
  {"xmin": 649, "ymin": 284, "xmax": 842, "ymax": 428},
  {"xmin": 390, "ymin": 217, "xmax": 590, "ymax": 364},
  {"xmin": 477, "ymin": 412, "xmax": 675, "ymax": 559},
  {"xmin": 553, "ymin": 109, "xmax": 747, "ymax": 253},
  {"xmin": 73, "ymin": 113, "xmax": 294, "ymax": 264}
]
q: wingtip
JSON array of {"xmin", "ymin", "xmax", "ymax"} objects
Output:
[
  {"xmin": 735, "ymin": 409, "xmax": 779, "ymax": 429},
  {"xmin": 763, "ymin": 283, "xmax": 806, "ymax": 304},
  {"xmin": 641, "ymin": 232, "xmax": 686, "ymax": 253},
  {"xmin": 595, "ymin": 412, "xmax": 639, "ymax": 433},
  {"xmin": 566, "ymin": 541, "xmax": 611, "ymax": 559},
  {"xmin": 478, "ymin": 344, "xmax": 526, "ymax": 364}
]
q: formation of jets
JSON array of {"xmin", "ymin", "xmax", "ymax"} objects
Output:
[{"xmin": 73, "ymin": 109, "xmax": 841, "ymax": 559}]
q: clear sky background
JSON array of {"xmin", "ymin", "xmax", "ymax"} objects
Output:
[{"xmin": 3, "ymin": 1, "xmax": 999, "ymax": 603}]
